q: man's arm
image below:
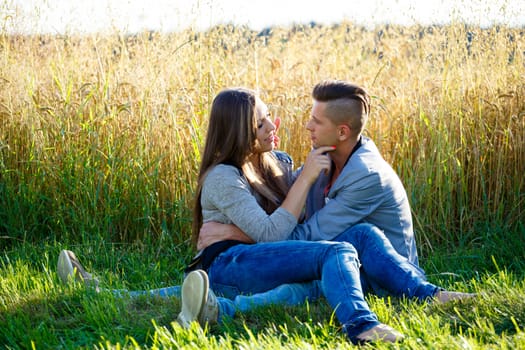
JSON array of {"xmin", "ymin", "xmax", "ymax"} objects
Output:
[{"xmin": 198, "ymin": 222, "xmax": 254, "ymax": 250}]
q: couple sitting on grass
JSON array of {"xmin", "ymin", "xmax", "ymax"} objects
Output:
[{"xmin": 57, "ymin": 80, "xmax": 474, "ymax": 344}]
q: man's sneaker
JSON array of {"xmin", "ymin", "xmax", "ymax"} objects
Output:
[
  {"xmin": 355, "ymin": 323, "xmax": 405, "ymax": 343},
  {"xmin": 176, "ymin": 269, "xmax": 218, "ymax": 328},
  {"xmin": 434, "ymin": 290, "xmax": 476, "ymax": 304},
  {"xmin": 57, "ymin": 250, "xmax": 99, "ymax": 290}
]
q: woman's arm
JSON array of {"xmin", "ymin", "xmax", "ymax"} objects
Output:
[{"xmin": 201, "ymin": 146, "xmax": 334, "ymax": 244}]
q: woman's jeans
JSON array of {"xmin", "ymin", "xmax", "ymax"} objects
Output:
[{"xmin": 208, "ymin": 223, "xmax": 438, "ymax": 342}]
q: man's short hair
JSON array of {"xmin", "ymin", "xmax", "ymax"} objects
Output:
[{"xmin": 312, "ymin": 80, "xmax": 370, "ymax": 134}]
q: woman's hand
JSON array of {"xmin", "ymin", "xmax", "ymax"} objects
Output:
[
  {"xmin": 299, "ymin": 146, "xmax": 335, "ymax": 184},
  {"xmin": 280, "ymin": 145, "xmax": 334, "ymax": 219}
]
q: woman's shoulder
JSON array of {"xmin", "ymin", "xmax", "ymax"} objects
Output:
[
  {"xmin": 202, "ymin": 164, "xmax": 250, "ymax": 200},
  {"xmin": 204, "ymin": 164, "xmax": 245, "ymax": 186},
  {"xmin": 207, "ymin": 163, "xmax": 242, "ymax": 177}
]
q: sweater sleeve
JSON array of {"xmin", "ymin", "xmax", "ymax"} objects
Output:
[{"xmin": 201, "ymin": 164, "xmax": 297, "ymax": 242}]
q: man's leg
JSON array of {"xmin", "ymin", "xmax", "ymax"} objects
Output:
[{"xmin": 333, "ymin": 223, "xmax": 437, "ymax": 300}]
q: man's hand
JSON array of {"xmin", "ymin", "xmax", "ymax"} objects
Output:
[{"xmin": 198, "ymin": 222, "xmax": 255, "ymax": 250}]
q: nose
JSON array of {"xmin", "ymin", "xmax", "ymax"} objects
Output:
[
  {"xmin": 266, "ymin": 119, "xmax": 276, "ymax": 132},
  {"xmin": 306, "ymin": 119, "xmax": 313, "ymax": 131}
]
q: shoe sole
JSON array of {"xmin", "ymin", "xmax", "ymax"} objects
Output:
[
  {"xmin": 195, "ymin": 270, "xmax": 218, "ymax": 325},
  {"xmin": 57, "ymin": 250, "xmax": 75, "ymax": 284},
  {"xmin": 177, "ymin": 270, "xmax": 209, "ymax": 328}
]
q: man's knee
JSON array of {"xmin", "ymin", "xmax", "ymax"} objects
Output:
[{"xmin": 334, "ymin": 223, "xmax": 381, "ymax": 241}]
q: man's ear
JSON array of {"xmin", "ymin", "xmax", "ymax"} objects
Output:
[{"xmin": 337, "ymin": 124, "xmax": 351, "ymax": 141}]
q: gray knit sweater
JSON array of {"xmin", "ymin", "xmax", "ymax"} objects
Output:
[{"xmin": 201, "ymin": 163, "xmax": 297, "ymax": 242}]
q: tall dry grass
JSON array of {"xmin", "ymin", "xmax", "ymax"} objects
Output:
[{"xmin": 0, "ymin": 23, "xmax": 523, "ymax": 254}]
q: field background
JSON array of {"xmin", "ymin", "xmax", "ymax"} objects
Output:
[{"xmin": 1, "ymin": 21, "xmax": 524, "ymax": 349}]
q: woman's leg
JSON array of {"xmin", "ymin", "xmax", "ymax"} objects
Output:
[
  {"xmin": 122, "ymin": 286, "xmax": 181, "ymax": 298},
  {"xmin": 232, "ymin": 281, "xmax": 322, "ymax": 312},
  {"xmin": 56, "ymin": 249, "xmax": 308, "ymax": 324},
  {"xmin": 207, "ymin": 240, "xmax": 382, "ymax": 342}
]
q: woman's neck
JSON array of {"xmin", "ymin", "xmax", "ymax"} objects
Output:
[{"xmin": 247, "ymin": 153, "xmax": 261, "ymax": 169}]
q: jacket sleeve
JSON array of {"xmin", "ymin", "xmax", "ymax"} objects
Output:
[{"xmin": 202, "ymin": 165, "xmax": 297, "ymax": 242}]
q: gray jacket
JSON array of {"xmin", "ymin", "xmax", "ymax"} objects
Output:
[{"xmin": 289, "ymin": 136, "xmax": 419, "ymax": 265}]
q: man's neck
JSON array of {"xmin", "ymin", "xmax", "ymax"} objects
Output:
[{"xmin": 330, "ymin": 137, "xmax": 359, "ymax": 173}]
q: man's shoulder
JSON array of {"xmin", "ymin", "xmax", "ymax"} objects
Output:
[
  {"xmin": 354, "ymin": 137, "xmax": 388, "ymax": 167},
  {"xmin": 357, "ymin": 136, "xmax": 380, "ymax": 156},
  {"xmin": 342, "ymin": 137, "xmax": 395, "ymax": 181}
]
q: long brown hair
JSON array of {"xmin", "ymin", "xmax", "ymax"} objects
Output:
[{"xmin": 191, "ymin": 88, "xmax": 288, "ymax": 246}]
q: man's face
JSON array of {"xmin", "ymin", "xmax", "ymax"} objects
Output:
[{"xmin": 306, "ymin": 100, "xmax": 339, "ymax": 149}]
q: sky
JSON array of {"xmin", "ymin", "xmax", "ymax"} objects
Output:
[{"xmin": 2, "ymin": 0, "xmax": 524, "ymax": 35}]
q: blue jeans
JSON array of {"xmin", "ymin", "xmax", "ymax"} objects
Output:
[
  {"xmin": 113, "ymin": 286, "xmax": 182, "ymax": 298},
  {"xmin": 333, "ymin": 223, "xmax": 435, "ymax": 299},
  {"xmin": 111, "ymin": 283, "xmax": 320, "ymax": 311},
  {"xmin": 241, "ymin": 223, "xmax": 437, "ymax": 304},
  {"xmin": 207, "ymin": 239, "xmax": 381, "ymax": 342},
  {"xmin": 208, "ymin": 223, "xmax": 439, "ymax": 342}
]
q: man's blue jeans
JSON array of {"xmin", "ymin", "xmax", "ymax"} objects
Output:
[{"xmin": 208, "ymin": 223, "xmax": 438, "ymax": 341}]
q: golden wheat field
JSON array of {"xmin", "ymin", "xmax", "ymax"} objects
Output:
[{"xmin": 0, "ymin": 23, "xmax": 523, "ymax": 252}]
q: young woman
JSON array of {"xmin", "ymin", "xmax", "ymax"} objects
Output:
[{"xmin": 177, "ymin": 87, "xmax": 469, "ymax": 344}]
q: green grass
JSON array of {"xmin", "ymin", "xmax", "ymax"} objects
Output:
[
  {"xmin": 1, "ymin": 238, "xmax": 524, "ymax": 349},
  {"xmin": 0, "ymin": 16, "xmax": 524, "ymax": 350}
]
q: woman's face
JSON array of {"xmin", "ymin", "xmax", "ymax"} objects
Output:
[{"xmin": 254, "ymin": 97, "xmax": 276, "ymax": 153}]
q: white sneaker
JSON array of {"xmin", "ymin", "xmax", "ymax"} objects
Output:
[
  {"xmin": 176, "ymin": 269, "xmax": 218, "ymax": 328},
  {"xmin": 57, "ymin": 250, "xmax": 99, "ymax": 290}
]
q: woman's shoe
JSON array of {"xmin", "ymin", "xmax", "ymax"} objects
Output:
[
  {"xmin": 176, "ymin": 269, "xmax": 218, "ymax": 328},
  {"xmin": 57, "ymin": 250, "xmax": 99, "ymax": 289},
  {"xmin": 195, "ymin": 270, "xmax": 219, "ymax": 325}
]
